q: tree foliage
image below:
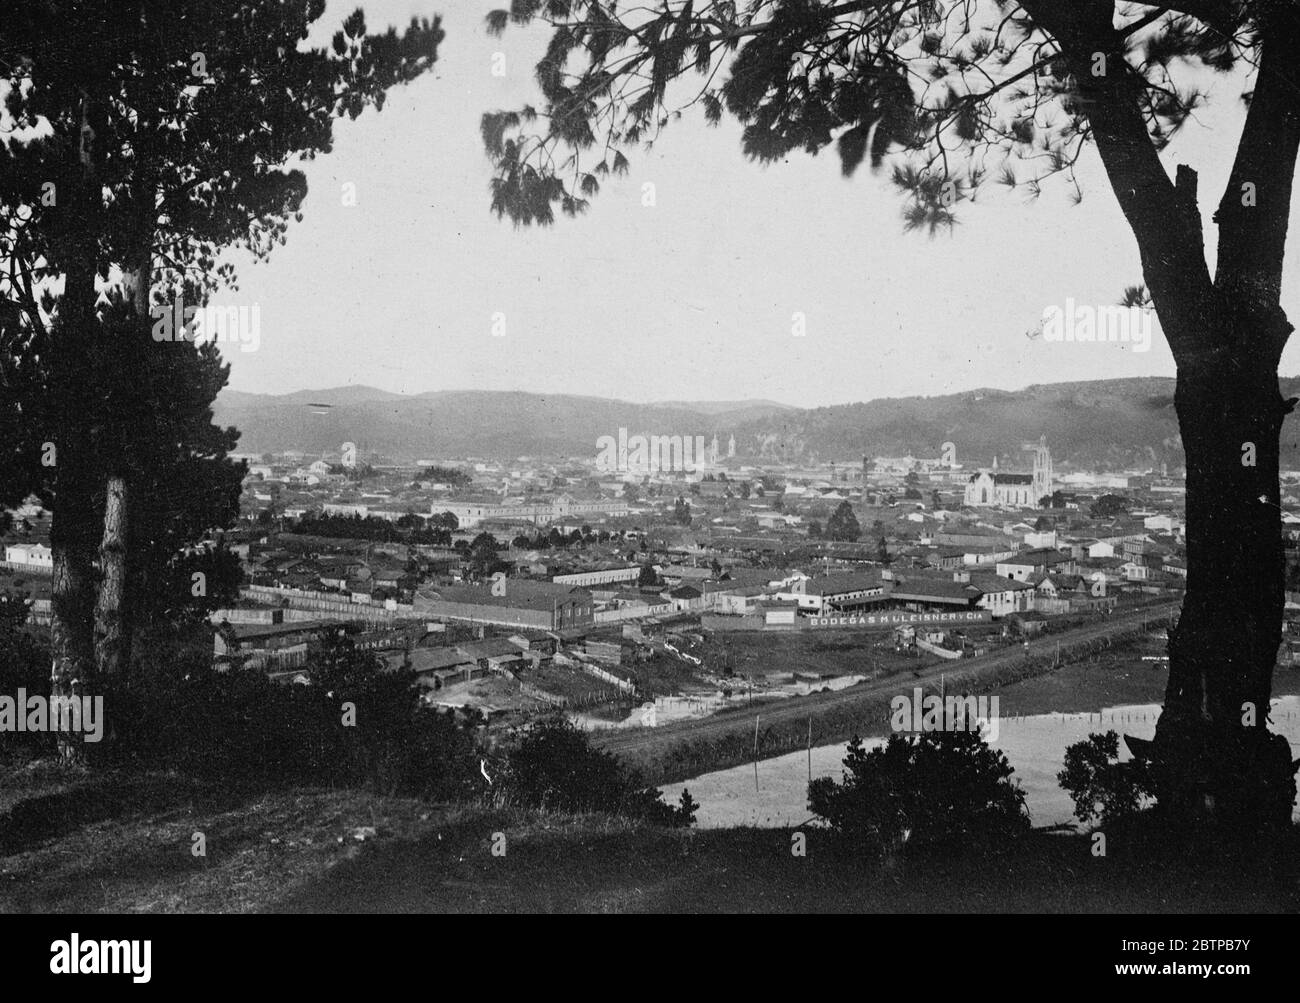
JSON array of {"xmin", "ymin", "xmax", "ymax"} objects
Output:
[
  {"xmin": 810, "ymin": 730, "xmax": 1030, "ymax": 854},
  {"xmin": 502, "ymin": 716, "xmax": 696, "ymax": 827},
  {"xmin": 0, "ymin": 1, "xmax": 445, "ymax": 681},
  {"xmin": 481, "ymin": 1, "xmax": 1252, "ymax": 231},
  {"xmin": 826, "ymin": 499, "xmax": 862, "ymax": 541},
  {"xmin": 1058, "ymin": 730, "xmax": 1155, "ymax": 827}
]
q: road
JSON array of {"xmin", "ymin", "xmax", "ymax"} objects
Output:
[{"xmin": 594, "ymin": 600, "xmax": 1180, "ymax": 759}]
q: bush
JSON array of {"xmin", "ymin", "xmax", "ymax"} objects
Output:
[
  {"xmin": 1058, "ymin": 731, "xmax": 1153, "ymax": 828},
  {"xmin": 501, "ymin": 716, "xmax": 696, "ymax": 827},
  {"xmin": 105, "ymin": 627, "xmax": 483, "ymax": 800},
  {"xmin": 808, "ymin": 730, "xmax": 1030, "ymax": 855},
  {"xmin": 0, "ymin": 590, "xmax": 52, "ymax": 755}
]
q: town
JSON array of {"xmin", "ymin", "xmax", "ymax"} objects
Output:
[{"xmin": 11, "ymin": 430, "xmax": 1291, "ymax": 755}]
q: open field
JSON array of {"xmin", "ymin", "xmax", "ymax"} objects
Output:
[
  {"xmin": 595, "ymin": 603, "xmax": 1184, "ymax": 783},
  {"xmin": 701, "ymin": 629, "xmax": 943, "ymax": 680}
]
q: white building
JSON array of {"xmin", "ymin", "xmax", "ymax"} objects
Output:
[
  {"xmin": 433, "ymin": 495, "xmax": 629, "ymax": 528},
  {"xmin": 963, "ymin": 438, "xmax": 1053, "ymax": 508},
  {"xmin": 4, "ymin": 543, "xmax": 53, "ymax": 572}
]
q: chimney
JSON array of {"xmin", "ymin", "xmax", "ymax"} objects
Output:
[{"xmin": 953, "ymin": 570, "xmax": 970, "ymax": 583}]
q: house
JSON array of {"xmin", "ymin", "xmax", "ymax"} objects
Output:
[
  {"xmin": 663, "ymin": 584, "xmax": 705, "ymax": 611},
  {"xmin": 1081, "ymin": 539, "xmax": 1116, "ymax": 559},
  {"xmin": 213, "ymin": 619, "xmax": 332, "ymax": 671},
  {"xmin": 391, "ymin": 646, "xmax": 477, "ymax": 685},
  {"xmin": 962, "ymin": 545, "xmax": 1019, "ymax": 567},
  {"xmin": 1034, "ymin": 572, "xmax": 1087, "ymax": 600},
  {"xmin": 1006, "ymin": 610, "xmax": 1050, "ymax": 636},
  {"xmin": 608, "ymin": 591, "xmax": 673, "ymax": 617},
  {"xmin": 661, "ymin": 564, "xmax": 715, "ymax": 585},
  {"xmin": 2, "ymin": 542, "xmax": 53, "ymax": 572},
  {"xmin": 929, "ymin": 548, "xmax": 967, "ymax": 572},
  {"xmin": 1119, "ymin": 560, "xmax": 1150, "ymax": 581},
  {"xmin": 1162, "ymin": 557, "xmax": 1188, "ymax": 578},
  {"xmin": 996, "ymin": 548, "xmax": 1075, "ymax": 582},
  {"xmin": 969, "ymin": 574, "xmax": 1035, "ymax": 616},
  {"xmin": 705, "ymin": 582, "xmax": 766, "ymax": 615},
  {"xmin": 457, "ymin": 638, "xmax": 526, "ymax": 675},
  {"xmin": 507, "ymin": 631, "xmax": 558, "ymax": 657}
]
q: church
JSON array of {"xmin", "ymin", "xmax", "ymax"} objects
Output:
[{"xmin": 963, "ymin": 438, "xmax": 1053, "ymax": 508}]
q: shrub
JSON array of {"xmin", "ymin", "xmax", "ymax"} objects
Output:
[
  {"xmin": 0, "ymin": 590, "xmax": 52, "ymax": 755},
  {"xmin": 1058, "ymin": 731, "xmax": 1154, "ymax": 828},
  {"xmin": 501, "ymin": 716, "xmax": 695, "ymax": 827},
  {"xmin": 808, "ymin": 730, "xmax": 1029, "ymax": 855},
  {"xmin": 105, "ymin": 627, "xmax": 483, "ymax": 799}
]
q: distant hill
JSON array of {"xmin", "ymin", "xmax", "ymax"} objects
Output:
[
  {"xmin": 214, "ymin": 377, "xmax": 1300, "ymax": 471},
  {"xmin": 212, "ymin": 388, "xmax": 791, "ymax": 461},
  {"xmin": 737, "ymin": 378, "xmax": 1187, "ymax": 471}
]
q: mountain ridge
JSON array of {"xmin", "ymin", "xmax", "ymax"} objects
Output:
[{"xmin": 212, "ymin": 377, "xmax": 1300, "ymax": 470}]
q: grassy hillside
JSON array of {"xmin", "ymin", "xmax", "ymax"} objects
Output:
[{"xmin": 2, "ymin": 757, "xmax": 1295, "ymax": 913}]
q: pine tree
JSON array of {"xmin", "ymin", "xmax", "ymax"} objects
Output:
[
  {"xmin": 481, "ymin": 0, "xmax": 1300, "ymax": 828},
  {"xmin": 0, "ymin": 4, "xmax": 444, "ymax": 717},
  {"xmin": 826, "ymin": 501, "xmax": 862, "ymax": 542}
]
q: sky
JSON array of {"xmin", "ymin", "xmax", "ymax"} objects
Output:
[{"xmin": 209, "ymin": 0, "xmax": 1300, "ymax": 408}]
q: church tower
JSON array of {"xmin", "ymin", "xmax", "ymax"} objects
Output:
[{"xmin": 1032, "ymin": 436, "xmax": 1053, "ymax": 503}]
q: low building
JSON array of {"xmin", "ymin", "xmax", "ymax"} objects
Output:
[
  {"xmin": 552, "ymin": 564, "xmax": 640, "ymax": 587},
  {"xmin": 3, "ymin": 542, "xmax": 53, "ymax": 573},
  {"xmin": 779, "ymin": 571, "xmax": 887, "ymax": 614},
  {"xmin": 970, "ymin": 574, "xmax": 1035, "ymax": 616},
  {"xmin": 417, "ymin": 580, "xmax": 594, "ymax": 630},
  {"xmin": 996, "ymin": 548, "xmax": 1075, "ymax": 582}
]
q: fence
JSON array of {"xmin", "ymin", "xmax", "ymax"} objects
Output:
[
  {"xmin": 915, "ymin": 638, "xmax": 964, "ymax": 660},
  {"xmin": 595, "ymin": 606, "xmax": 671, "ymax": 624},
  {"xmin": 241, "ymin": 586, "xmax": 415, "ymax": 624},
  {"xmin": 519, "ymin": 679, "xmax": 634, "ymax": 710},
  {"xmin": 0, "ymin": 560, "xmax": 52, "ymax": 576},
  {"xmin": 577, "ymin": 661, "xmax": 637, "ymax": 694}
]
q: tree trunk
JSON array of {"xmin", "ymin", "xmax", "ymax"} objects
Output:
[
  {"xmin": 49, "ymin": 529, "xmax": 95, "ymax": 761},
  {"xmin": 1154, "ymin": 336, "xmax": 1298, "ymax": 831},
  {"xmin": 92, "ymin": 221, "xmax": 151, "ymax": 680},
  {"xmin": 93, "ymin": 475, "xmax": 128, "ymax": 677},
  {"xmin": 49, "ymin": 90, "xmax": 103, "ymax": 758},
  {"xmin": 1025, "ymin": 2, "xmax": 1300, "ymax": 831}
]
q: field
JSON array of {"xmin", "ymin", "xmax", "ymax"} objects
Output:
[{"xmin": 701, "ymin": 628, "xmax": 943, "ymax": 681}]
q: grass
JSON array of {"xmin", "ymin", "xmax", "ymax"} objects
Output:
[
  {"xmin": 703, "ymin": 629, "xmax": 942, "ymax": 680},
  {"xmin": 2, "ymin": 758, "xmax": 1296, "ymax": 912}
]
